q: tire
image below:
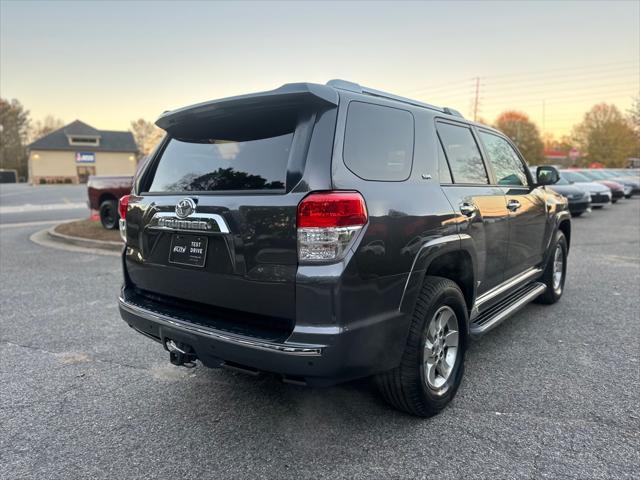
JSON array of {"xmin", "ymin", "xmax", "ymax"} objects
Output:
[
  {"xmin": 535, "ymin": 231, "xmax": 567, "ymax": 305},
  {"xmin": 612, "ymin": 199, "xmax": 618, "ymax": 204},
  {"xmin": 99, "ymin": 199, "xmax": 119, "ymax": 230},
  {"xmin": 571, "ymin": 211, "xmax": 583, "ymax": 217},
  {"xmin": 376, "ymin": 276, "xmax": 467, "ymax": 417}
]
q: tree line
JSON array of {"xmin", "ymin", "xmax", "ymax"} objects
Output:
[
  {"xmin": 1, "ymin": 95, "xmax": 639, "ymax": 181},
  {"xmin": 486, "ymin": 100, "xmax": 639, "ymax": 167},
  {"xmin": 0, "ymin": 98, "xmax": 164, "ymax": 180}
]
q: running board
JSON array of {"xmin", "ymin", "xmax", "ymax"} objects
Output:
[{"xmin": 470, "ymin": 282, "xmax": 546, "ymax": 337}]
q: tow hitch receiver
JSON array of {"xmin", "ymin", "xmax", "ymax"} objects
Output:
[{"xmin": 165, "ymin": 339, "xmax": 197, "ymax": 368}]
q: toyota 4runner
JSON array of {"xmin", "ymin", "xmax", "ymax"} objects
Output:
[{"xmin": 118, "ymin": 80, "xmax": 570, "ymax": 417}]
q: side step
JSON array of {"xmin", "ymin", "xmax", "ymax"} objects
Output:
[{"xmin": 470, "ymin": 282, "xmax": 546, "ymax": 337}]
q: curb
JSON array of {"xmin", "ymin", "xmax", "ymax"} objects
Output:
[
  {"xmin": 47, "ymin": 222, "xmax": 122, "ymax": 252},
  {"xmin": 29, "ymin": 222, "xmax": 121, "ymax": 257}
]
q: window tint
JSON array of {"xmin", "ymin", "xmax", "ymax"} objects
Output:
[
  {"xmin": 343, "ymin": 102, "xmax": 414, "ymax": 181},
  {"xmin": 437, "ymin": 138, "xmax": 452, "ymax": 183},
  {"xmin": 561, "ymin": 170, "xmax": 590, "ymax": 183},
  {"xmin": 148, "ymin": 133, "xmax": 291, "ymax": 192},
  {"xmin": 479, "ymin": 132, "xmax": 529, "ymax": 186},
  {"xmin": 437, "ymin": 123, "xmax": 488, "ymax": 184}
]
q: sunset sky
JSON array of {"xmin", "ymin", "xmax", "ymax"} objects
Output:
[{"xmin": 1, "ymin": 0, "xmax": 638, "ymax": 138}]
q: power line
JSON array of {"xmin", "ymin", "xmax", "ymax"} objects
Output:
[
  {"xmin": 399, "ymin": 62, "xmax": 638, "ymax": 100},
  {"xmin": 480, "ymin": 72, "xmax": 639, "ymax": 94},
  {"xmin": 480, "ymin": 60, "xmax": 639, "ymax": 81},
  {"xmin": 481, "ymin": 82, "xmax": 638, "ymax": 103}
]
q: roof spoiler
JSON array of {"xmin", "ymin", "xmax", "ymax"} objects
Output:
[{"xmin": 155, "ymin": 83, "xmax": 339, "ymax": 135}]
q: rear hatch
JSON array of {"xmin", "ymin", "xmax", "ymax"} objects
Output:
[{"xmin": 123, "ymin": 84, "xmax": 338, "ymax": 331}]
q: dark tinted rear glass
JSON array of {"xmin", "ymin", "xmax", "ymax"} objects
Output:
[
  {"xmin": 148, "ymin": 133, "xmax": 292, "ymax": 192},
  {"xmin": 437, "ymin": 139, "xmax": 452, "ymax": 183},
  {"xmin": 343, "ymin": 102, "xmax": 414, "ymax": 181},
  {"xmin": 437, "ymin": 123, "xmax": 488, "ymax": 184}
]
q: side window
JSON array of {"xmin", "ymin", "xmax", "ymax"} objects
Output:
[
  {"xmin": 437, "ymin": 123, "xmax": 489, "ymax": 184},
  {"xmin": 343, "ymin": 102, "xmax": 414, "ymax": 181},
  {"xmin": 437, "ymin": 138, "xmax": 452, "ymax": 183},
  {"xmin": 479, "ymin": 132, "xmax": 529, "ymax": 186}
]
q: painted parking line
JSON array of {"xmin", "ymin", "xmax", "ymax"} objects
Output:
[{"xmin": 0, "ymin": 202, "xmax": 87, "ymax": 214}]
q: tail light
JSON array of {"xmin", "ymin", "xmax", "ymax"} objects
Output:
[
  {"xmin": 297, "ymin": 191, "xmax": 368, "ymax": 262},
  {"xmin": 118, "ymin": 195, "xmax": 130, "ymax": 242}
]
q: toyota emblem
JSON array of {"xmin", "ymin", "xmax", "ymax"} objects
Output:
[{"xmin": 175, "ymin": 198, "xmax": 196, "ymax": 219}]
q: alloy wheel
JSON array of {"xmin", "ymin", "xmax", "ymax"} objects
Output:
[
  {"xmin": 423, "ymin": 305, "xmax": 459, "ymax": 393},
  {"xmin": 552, "ymin": 244, "xmax": 564, "ymax": 294}
]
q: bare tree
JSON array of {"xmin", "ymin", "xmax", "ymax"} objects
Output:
[
  {"xmin": 0, "ymin": 98, "xmax": 30, "ymax": 179},
  {"xmin": 494, "ymin": 111, "xmax": 545, "ymax": 165},
  {"xmin": 130, "ymin": 119, "xmax": 164, "ymax": 157},
  {"xmin": 628, "ymin": 94, "xmax": 640, "ymax": 139},
  {"xmin": 29, "ymin": 115, "xmax": 64, "ymax": 143},
  {"xmin": 573, "ymin": 103, "xmax": 638, "ymax": 167}
]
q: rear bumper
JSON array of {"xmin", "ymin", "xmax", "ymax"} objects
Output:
[{"xmin": 119, "ymin": 288, "xmax": 407, "ymax": 386}]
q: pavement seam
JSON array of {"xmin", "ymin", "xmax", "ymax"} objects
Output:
[
  {"xmin": 0, "ymin": 339, "xmax": 150, "ymax": 373},
  {"xmin": 448, "ymin": 405, "xmax": 639, "ymax": 435}
]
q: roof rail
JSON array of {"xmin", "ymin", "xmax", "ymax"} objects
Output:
[
  {"xmin": 443, "ymin": 107, "xmax": 464, "ymax": 118},
  {"xmin": 326, "ymin": 79, "xmax": 464, "ymax": 118}
]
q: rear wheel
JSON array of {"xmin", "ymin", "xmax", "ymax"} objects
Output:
[
  {"xmin": 376, "ymin": 276, "xmax": 467, "ymax": 417},
  {"xmin": 99, "ymin": 199, "xmax": 119, "ymax": 230},
  {"xmin": 535, "ymin": 231, "xmax": 567, "ymax": 304}
]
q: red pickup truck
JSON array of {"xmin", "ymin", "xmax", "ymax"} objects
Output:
[{"xmin": 87, "ymin": 175, "xmax": 133, "ymax": 229}]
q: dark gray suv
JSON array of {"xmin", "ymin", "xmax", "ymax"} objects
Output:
[{"xmin": 118, "ymin": 80, "xmax": 571, "ymax": 417}]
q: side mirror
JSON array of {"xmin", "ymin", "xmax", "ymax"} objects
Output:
[{"xmin": 537, "ymin": 166, "xmax": 560, "ymax": 186}]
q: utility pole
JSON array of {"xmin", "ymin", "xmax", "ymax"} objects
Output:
[
  {"xmin": 542, "ymin": 99, "xmax": 546, "ymax": 135},
  {"xmin": 472, "ymin": 77, "xmax": 480, "ymax": 122}
]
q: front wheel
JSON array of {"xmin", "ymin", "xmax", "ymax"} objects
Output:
[
  {"xmin": 535, "ymin": 231, "xmax": 567, "ymax": 304},
  {"xmin": 376, "ymin": 276, "xmax": 467, "ymax": 417}
]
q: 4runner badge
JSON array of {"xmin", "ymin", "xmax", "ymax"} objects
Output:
[{"xmin": 175, "ymin": 198, "xmax": 196, "ymax": 219}]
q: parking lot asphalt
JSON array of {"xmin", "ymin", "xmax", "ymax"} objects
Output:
[
  {"xmin": 0, "ymin": 184, "xmax": 88, "ymax": 225},
  {"xmin": 1, "ymin": 193, "xmax": 639, "ymax": 479}
]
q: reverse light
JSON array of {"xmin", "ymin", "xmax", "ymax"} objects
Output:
[
  {"xmin": 297, "ymin": 191, "xmax": 368, "ymax": 262},
  {"xmin": 118, "ymin": 195, "xmax": 130, "ymax": 242}
]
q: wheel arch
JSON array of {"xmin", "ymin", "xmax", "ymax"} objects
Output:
[
  {"xmin": 399, "ymin": 234, "xmax": 477, "ymax": 333},
  {"xmin": 98, "ymin": 192, "xmax": 118, "ymax": 207}
]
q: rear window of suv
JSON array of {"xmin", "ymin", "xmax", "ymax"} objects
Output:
[
  {"xmin": 147, "ymin": 132, "xmax": 292, "ymax": 192},
  {"xmin": 343, "ymin": 102, "xmax": 414, "ymax": 181}
]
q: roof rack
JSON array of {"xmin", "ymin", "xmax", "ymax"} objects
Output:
[{"xmin": 326, "ymin": 79, "xmax": 464, "ymax": 118}]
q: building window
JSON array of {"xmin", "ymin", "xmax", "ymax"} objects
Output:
[{"xmin": 68, "ymin": 136, "xmax": 100, "ymax": 146}]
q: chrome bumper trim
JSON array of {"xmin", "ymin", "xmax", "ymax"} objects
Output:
[
  {"xmin": 118, "ymin": 296, "xmax": 323, "ymax": 356},
  {"xmin": 147, "ymin": 212, "xmax": 230, "ymax": 234}
]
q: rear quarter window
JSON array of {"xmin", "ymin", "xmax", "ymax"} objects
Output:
[{"xmin": 343, "ymin": 102, "xmax": 414, "ymax": 181}]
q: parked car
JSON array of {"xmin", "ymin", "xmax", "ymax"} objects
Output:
[
  {"xmin": 117, "ymin": 80, "xmax": 571, "ymax": 417},
  {"xmin": 577, "ymin": 169, "xmax": 631, "ymax": 199},
  {"xmin": 545, "ymin": 175, "xmax": 591, "ymax": 216},
  {"xmin": 591, "ymin": 169, "xmax": 639, "ymax": 197},
  {"xmin": 87, "ymin": 176, "xmax": 134, "ymax": 229},
  {"xmin": 559, "ymin": 170, "xmax": 612, "ymax": 208}
]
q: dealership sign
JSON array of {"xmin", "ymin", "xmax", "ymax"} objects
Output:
[{"xmin": 75, "ymin": 152, "xmax": 95, "ymax": 163}]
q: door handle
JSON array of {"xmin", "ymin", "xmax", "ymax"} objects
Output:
[
  {"xmin": 459, "ymin": 202, "xmax": 477, "ymax": 217},
  {"xmin": 507, "ymin": 199, "xmax": 521, "ymax": 212}
]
